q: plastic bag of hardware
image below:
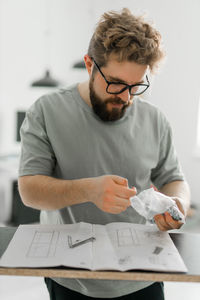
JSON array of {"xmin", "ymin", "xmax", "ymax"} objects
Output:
[{"xmin": 130, "ymin": 188, "xmax": 185, "ymax": 224}]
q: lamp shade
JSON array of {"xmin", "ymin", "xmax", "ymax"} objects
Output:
[
  {"xmin": 31, "ymin": 70, "xmax": 59, "ymax": 87},
  {"xmin": 72, "ymin": 60, "xmax": 86, "ymax": 69}
]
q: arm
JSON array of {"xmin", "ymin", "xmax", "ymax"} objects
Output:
[
  {"xmin": 154, "ymin": 180, "xmax": 191, "ymax": 231},
  {"xmin": 18, "ymin": 174, "xmax": 137, "ymax": 214}
]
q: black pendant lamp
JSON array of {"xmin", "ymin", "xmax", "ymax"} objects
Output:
[
  {"xmin": 31, "ymin": 69, "xmax": 59, "ymax": 87},
  {"xmin": 72, "ymin": 60, "xmax": 86, "ymax": 69},
  {"xmin": 30, "ymin": 0, "xmax": 60, "ymax": 88}
]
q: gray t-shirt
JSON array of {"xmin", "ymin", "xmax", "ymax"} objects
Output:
[{"xmin": 19, "ymin": 84, "xmax": 184, "ymax": 298}]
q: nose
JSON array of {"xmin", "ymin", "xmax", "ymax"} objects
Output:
[{"xmin": 119, "ymin": 88, "xmax": 131, "ymax": 103}]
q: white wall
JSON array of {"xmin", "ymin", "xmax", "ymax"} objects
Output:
[
  {"xmin": 0, "ymin": 0, "xmax": 200, "ymax": 203},
  {"xmin": 0, "ymin": 0, "xmax": 92, "ymax": 152}
]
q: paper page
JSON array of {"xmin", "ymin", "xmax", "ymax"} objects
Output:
[
  {"xmin": 0, "ymin": 222, "xmax": 93, "ymax": 269},
  {"xmin": 0, "ymin": 222, "xmax": 187, "ymax": 273},
  {"xmin": 104, "ymin": 222, "xmax": 187, "ymax": 272},
  {"xmin": 92, "ymin": 224, "xmax": 119, "ymax": 270}
]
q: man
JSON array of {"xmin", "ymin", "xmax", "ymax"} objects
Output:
[{"xmin": 18, "ymin": 8, "xmax": 190, "ymax": 300}]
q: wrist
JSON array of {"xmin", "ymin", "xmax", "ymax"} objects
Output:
[{"xmin": 63, "ymin": 178, "xmax": 93, "ymax": 206}]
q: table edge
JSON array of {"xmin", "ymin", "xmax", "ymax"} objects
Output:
[{"xmin": 1, "ymin": 267, "xmax": 200, "ymax": 282}]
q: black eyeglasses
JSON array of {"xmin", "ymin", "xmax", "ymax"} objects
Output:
[{"xmin": 92, "ymin": 58, "xmax": 150, "ymax": 96}]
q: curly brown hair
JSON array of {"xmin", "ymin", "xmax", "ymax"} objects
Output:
[{"xmin": 88, "ymin": 8, "xmax": 165, "ymax": 72}]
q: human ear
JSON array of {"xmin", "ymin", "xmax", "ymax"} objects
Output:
[{"xmin": 84, "ymin": 54, "xmax": 93, "ymax": 75}]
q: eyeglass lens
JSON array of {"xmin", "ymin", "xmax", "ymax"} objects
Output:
[{"xmin": 107, "ymin": 83, "xmax": 148, "ymax": 95}]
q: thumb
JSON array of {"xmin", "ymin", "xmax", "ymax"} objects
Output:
[
  {"xmin": 110, "ymin": 175, "xmax": 128, "ymax": 187},
  {"xmin": 131, "ymin": 186, "xmax": 137, "ymax": 194},
  {"xmin": 150, "ymin": 184, "xmax": 158, "ymax": 191}
]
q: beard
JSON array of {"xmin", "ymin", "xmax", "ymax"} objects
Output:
[{"xmin": 89, "ymin": 78, "xmax": 130, "ymax": 122}]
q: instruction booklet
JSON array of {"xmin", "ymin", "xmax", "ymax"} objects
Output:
[{"xmin": 0, "ymin": 222, "xmax": 187, "ymax": 272}]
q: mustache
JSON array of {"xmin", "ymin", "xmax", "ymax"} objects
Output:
[{"xmin": 105, "ymin": 97, "xmax": 128, "ymax": 106}]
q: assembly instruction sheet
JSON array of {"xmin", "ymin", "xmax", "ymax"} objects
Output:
[{"xmin": 0, "ymin": 222, "xmax": 187, "ymax": 272}]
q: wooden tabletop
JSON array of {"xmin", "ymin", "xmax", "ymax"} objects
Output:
[{"xmin": 1, "ymin": 227, "xmax": 200, "ymax": 282}]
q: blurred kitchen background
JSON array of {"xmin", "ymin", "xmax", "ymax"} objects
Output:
[{"xmin": 0, "ymin": 0, "xmax": 200, "ymax": 299}]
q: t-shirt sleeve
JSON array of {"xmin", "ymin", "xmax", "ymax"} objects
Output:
[
  {"xmin": 18, "ymin": 100, "xmax": 56, "ymax": 177},
  {"xmin": 150, "ymin": 116, "xmax": 185, "ymax": 189}
]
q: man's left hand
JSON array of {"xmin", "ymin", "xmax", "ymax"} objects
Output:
[{"xmin": 154, "ymin": 197, "xmax": 186, "ymax": 231}]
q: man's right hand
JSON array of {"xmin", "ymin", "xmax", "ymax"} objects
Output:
[
  {"xmin": 19, "ymin": 174, "xmax": 136, "ymax": 212},
  {"xmin": 89, "ymin": 175, "xmax": 137, "ymax": 214}
]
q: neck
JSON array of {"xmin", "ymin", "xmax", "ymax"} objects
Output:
[{"xmin": 78, "ymin": 81, "xmax": 91, "ymax": 107}]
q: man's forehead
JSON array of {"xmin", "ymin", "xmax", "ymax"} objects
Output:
[{"xmin": 102, "ymin": 58, "xmax": 149, "ymax": 84}]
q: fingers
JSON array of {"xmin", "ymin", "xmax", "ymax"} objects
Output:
[
  {"xmin": 103, "ymin": 204, "xmax": 129, "ymax": 214},
  {"xmin": 103, "ymin": 205, "xmax": 128, "ymax": 214},
  {"xmin": 103, "ymin": 196, "xmax": 131, "ymax": 213},
  {"xmin": 94, "ymin": 175, "xmax": 137, "ymax": 215},
  {"xmin": 115, "ymin": 185, "xmax": 137, "ymax": 200},
  {"xmin": 154, "ymin": 212, "xmax": 183, "ymax": 231},
  {"xmin": 111, "ymin": 175, "xmax": 128, "ymax": 187},
  {"xmin": 154, "ymin": 214, "xmax": 170, "ymax": 231},
  {"xmin": 108, "ymin": 176, "xmax": 137, "ymax": 213},
  {"xmin": 105, "ymin": 207, "xmax": 126, "ymax": 214},
  {"xmin": 150, "ymin": 184, "xmax": 158, "ymax": 191},
  {"xmin": 171, "ymin": 196, "xmax": 186, "ymax": 216},
  {"xmin": 113, "ymin": 183, "xmax": 136, "ymax": 213}
]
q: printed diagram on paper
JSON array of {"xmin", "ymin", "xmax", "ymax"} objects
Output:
[
  {"xmin": 27, "ymin": 230, "xmax": 60, "ymax": 258},
  {"xmin": 103, "ymin": 223, "xmax": 184, "ymax": 271},
  {"xmin": 0, "ymin": 222, "xmax": 188, "ymax": 272},
  {"xmin": 114, "ymin": 225, "xmax": 168, "ymax": 248},
  {"xmin": 116, "ymin": 227, "xmax": 147, "ymax": 247}
]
